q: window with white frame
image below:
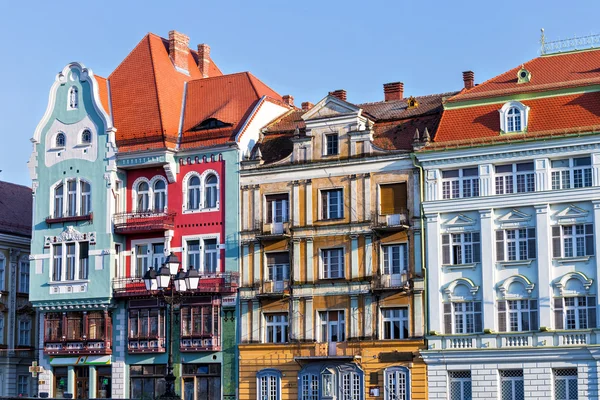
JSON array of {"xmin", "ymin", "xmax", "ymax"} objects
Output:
[
  {"xmin": 265, "ymin": 194, "xmax": 289, "ymax": 224},
  {"xmin": 54, "ymin": 183, "xmax": 64, "ymax": 217},
  {"xmin": 321, "ymin": 188, "xmax": 343, "ymax": 219},
  {"xmin": 136, "ymin": 181, "xmax": 150, "ymax": 212},
  {"xmin": 257, "ymin": 369, "xmax": 281, "ymax": 400},
  {"xmin": 341, "ymin": 371, "xmax": 361, "ymax": 400},
  {"xmin": 187, "ymin": 176, "xmax": 201, "ymax": 210},
  {"xmin": 0, "ymin": 254, "xmax": 5, "ymax": 291},
  {"xmin": 322, "ymin": 248, "xmax": 344, "ymax": 279},
  {"xmin": 500, "ymin": 370, "xmax": 524, "ymax": 400},
  {"xmin": 384, "ymin": 367, "xmax": 409, "ymax": 400},
  {"xmin": 554, "ymin": 296, "xmax": 597, "ymax": 330},
  {"xmin": 153, "ymin": 180, "xmax": 166, "ymax": 212},
  {"xmin": 80, "ymin": 181, "xmax": 91, "ymax": 215},
  {"xmin": 133, "ymin": 177, "xmax": 168, "ymax": 213},
  {"xmin": 18, "ymin": 318, "xmax": 31, "ymax": 346},
  {"xmin": 496, "ymin": 228, "xmax": 536, "ymax": 262},
  {"xmin": 187, "ymin": 240, "xmax": 201, "ymax": 270},
  {"xmin": 500, "ymin": 102, "xmax": 529, "ymax": 133},
  {"xmin": 498, "ymin": 299, "xmax": 538, "ymax": 332},
  {"xmin": 319, "ymin": 310, "xmax": 345, "ymax": 342},
  {"xmin": 204, "ymin": 174, "xmax": 218, "ymax": 209},
  {"xmin": 449, "ymin": 371, "xmax": 471, "ymax": 400},
  {"xmin": 495, "ymin": 162, "xmax": 535, "ymax": 194},
  {"xmin": 552, "ymin": 224, "xmax": 594, "ymax": 258},
  {"xmin": 151, "ymin": 243, "xmax": 165, "ymax": 270},
  {"xmin": 135, "ymin": 244, "xmax": 149, "ymax": 277},
  {"xmin": 554, "ymin": 369, "xmax": 578, "ymax": 400},
  {"xmin": 56, "ymin": 132, "xmax": 66, "ymax": 147},
  {"xmin": 441, "ymin": 168, "xmax": 479, "ymax": 199},
  {"xmin": 444, "ymin": 301, "xmax": 482, "ymax": 334},
  {"xmin": 204, "ymin": 239, "xmax": 218, "ymax": 273},
  {"xmin": 325, "ymin": 133, "xmax": 339, "ymax": 156},
  {"xmin": 382, "ymin": 243, "xmax": 408, "ymax": 276},
  {"xmin": 17, "ymin": 375, "xmax": 29, "ymax": 397},
  {"xmin": 265, "ymin": 313, "xmax": 288, "ymax": 343},
  {"xmin": 67, "ymin": 180, "xmax": 77, "ymax": 217},
  {"xmin": 52, "ymin": 242, "xmax": 90, "ymax": 282},
  {"xmin": 184, "ymin": 172, "xmax": 220, "ymax": 212},
  {"xmin": 267, "ymin": 252, "xmax": 289, "ymax": 285},
  {"xmin": 506, "ymin": 107, "xmax": 522, "ymax": 132},
  {"xmin": 442, "ymin": 232, "xmax": 481, "ymax": 265},
  {"xmin": 81, "ymin": 129, "xmax": 91, "ymax": 144},
  {"xmin": 381, "ymin": 308, "xmax": 409, "ymax": 339},
  {"xmin": 551, "ymin": 156, "xmax": 592, "ymax": 190},
  {"xmin": 52, "ymin": 179, "xmax": 92, "ymax": 218},
  {"xmin": 185, "ymin": 237, "xmax": 220, "ymax": 274},
  {"xmin": 68, "ymin": 86, "xmax": 78, "ymax": 109}
]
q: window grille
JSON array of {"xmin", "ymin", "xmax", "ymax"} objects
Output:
[
  {"xmin": 500, "ymin": 370, "xmax": 524, "ymax": 400},
  {"xmin": 449, "ymin": 371, "xmax": 471, "ymax": 400},
  {"xmin": 554, "ymin": 369, "xmax": 578, "ymax": 400}
]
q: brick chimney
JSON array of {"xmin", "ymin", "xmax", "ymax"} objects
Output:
[
  {"xmin": 329, "ymin": 89, "xmax": 347, "ymax": 101},
  {"xmin": 197, "ymin": 44, "xmax": 211, "ymax": 78},
  {"xmin": 462, "ymin": 71, "xmax": 475, "ymax": 90},
  {"xmin": 383, "ymin": 82, "xmax": 404, "ymax": 101},
  {"xmin": 302, "ymin": 102, "xmax": 314, "ymax": 111},
  {"xmin": 168, "ymin": 30, "xmax": 190, "ymax": 72},
  {"xmin": 282, "ymin": 95, "xmax": 294, "ymax": 107}
]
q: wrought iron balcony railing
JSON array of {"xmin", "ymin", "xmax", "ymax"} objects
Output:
[
  {"xmin": 371, "ymin": 210, "xmax": 409, "ymax": 232},
  {"xmin": 257, "ymin": 280, "xmax": 290, "ymax": 298},
  {"xmin": 112, "ymin": 272, "xmax": 239, "ymax": 297},
  {"xmin": 112, "ymin": 209, "xmax": 176, "ymax": 234}
]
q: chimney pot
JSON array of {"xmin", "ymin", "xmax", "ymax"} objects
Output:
[
  {"xmin": 462, "ymin": 71, "xmax": 475, "ymax": 90},
  {"xmin": 301, "ymin": 102, "xmax": 314, "ymax": 111},
  {"xmin": 329, "ymin": 89, "xmax": 347, "ymax": 102},
  {"xmin": 282, "ymin": 95, "xmax": 294, "ymax": 107},
  {"xmin": 168, "ymin": 30, "xmax": 190, "ymax": 72},
  {"xmin": 383, "ymin": 82, "xmax": 404, "ymax": 101},
  {"xmin": 197, "ymin": 43, "xmax": 211, "ymax": 78}
]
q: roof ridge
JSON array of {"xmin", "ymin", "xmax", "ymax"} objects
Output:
[
  {"xmin": 358, "ymin": 91, "xmax": 458, "ymax": 106},
  {"xmin": 147, "ymin": 35, "xmax": 166, "ymax": 144},
  {"xmin": 187, "ymin": 71, "xmax": 249, "ymax": 84},
  {"xmin": 246, "ymin": 72, "xmax": 261, "ymax": 98}
]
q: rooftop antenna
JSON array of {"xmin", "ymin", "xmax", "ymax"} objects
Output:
[{"xmin": 540, "ymin": 28, "xmax": 546, "ymax": 55}]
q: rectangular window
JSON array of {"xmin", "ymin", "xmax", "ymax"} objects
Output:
[
  {"xmin": 67, "ymin": 180, "xmax": 77, "ymax": 217},
  {"xmin": 258, "ymin": 373, "xmax": 279, "ymax": 400},
  {"xmin": 449, "ymin": 371, "xmax": 471, "ymax": 400},
  {"xmin": 554, "ymin": 369, "xmax": 578, "ymax": 400},
  {"xmin": 66, "ymin": 313, "xmax": 82, "ymax": 340},
  {"xmin": 129, "ymin": 308, "xmax": 165, "ymax": 339},
  {"xmin": 381, "ymin": 308, "xmax": 409, "ymax": 339},
  {"xmin": 135, "ymin": 244, "xmax": 149, "ymax": 278},
  {"xmin": 441, "ymin": 168, "xmax": 479, "ymax": 199},
  {"xmin": 53, "ymin": 244, "xmax": 62, "ymax": 281},
  {"xmin": 319, "ymin": 310, "xmax": 345, "ymax": 342},
  {"xmin": 444, "ymin": 301, "xmax": 483, "ymax": 334},
  {"xmin": 17, "ymin": 376, "xmax": 28, "ymax": 397},
  {"xmin": 265, "ymin": 313, "xmax": 288, "ymax": 343},
  {"xmin": 152, "ymin": 243, "xmax": 165, "ymax": 270},
  {"xmin": 45, "ymin": 313, "xmax": 62, "ymax": 342},
  {"xmin": 79, "ymin": 242, "xmax": 89, "ymax": 280},
  {"xmin": 19, "ymin": 260, "xmax": 30, "ymax": 293},
  {"xmin": 382, "ymin": 243, "xmax": 409, "ymax": 276},
  {"xmin": 322, "ymin": 248, "xmax": 344, "ymax": 279},
  {"xmin": 80, "ymin": 181, "xmax": 91, "ymax": 215},
  {"xmin": 65, "ymin": 243, "xmax": 76, "ymax": 280},
  {"xmin": 496, "ymin": 228, "xmax": 536, "ymax": 261},
  {"xmin": 325, "ymin": 134, "xmax": 339, "ymax": 155},
  {"xmin": 498, "ymin": 299, "xmax": 538, "ymax": 332},
  {"xmin": 87, "ymin": 312, "xmax": 105, "ymax": 340},
  {"xmin": 321, "ymin": 189, "xmax": 343, "ymax": 219},
  {"xmin": 552, "ymin": 224, "xmax": 594, "ymax": 258},
  {"xmin": 18, "ymin": 319, "xmax": 31, "ymax": 346},
  {"xmin": 266, "ymin": 194, "xmax": 289, "ymax": 224},
  {"xmin": 301, "ymin": 374, "xmax": 319, "ymax": 400},
  {"xmin": 130, "ymin": 365, "xmax": 166, "ymax": 400},
  {"xmin": 267, "ymin": 252, "xmax": 290, "ymax": 287},
  {"xmin": 187, "ymin": 240, "xmax": 201, "ymax": 271},
  {"xmin": 442, "ymin": 232, "xmax": 481, "ymax": 265},
  {"xmin": 180, "ymin": 304, "xmax": 219, "ymax": 338},
  {"xmin": 551, "ymin": 156, "xmax": 592, "ymax": 190},
  {"xmin": 495, "ymin": 162, "xmax": 535, "ymax": 194},
  {"xmin": 500, "ymin": 370, "xmax": 524, "ymax": 400},
  {"xmin": 204, "ymin": 239, "xmax": 218, "ymax": 274},
  {"xmin": 554, "ymin": 296, "xmax": 597, "ymax": 330},
  {"xmin": 379, "ymin": 182, "xmax": 407, "ymax": 215}
]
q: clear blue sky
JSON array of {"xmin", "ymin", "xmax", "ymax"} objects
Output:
[{"xmin": 0, "ymin": 0, "xmax": 598, "ymax": 186}]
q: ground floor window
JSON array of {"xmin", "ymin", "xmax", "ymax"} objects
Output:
[
  {"xmin": 96, "ymin": 366, "xmax": 111, "ymax": 398},
  {"xmin": 17, "ymin": 375, "xmax": 29, "ymax": 397},
  {"xmin": 257, "ymin": 369, "xmax": 281, "ymax": 400},
  {"xmin": 182, "ymin": 363, "xmax": 221, "ymax": 400},
  {"xmin": 554, "ymin": 369, "xmax": 578, "ymax": 400},
  {"xmin": 298, "ymin": 363, "xmax": 363, "ymax": 400},
  {"xmin": 500, "ymin": 370, "xmax": 524, "ymax": 400},
  {"xmin": 385, "ymin": 367, "xmax": 409, "ymax": 400},
  {"xmin": 130, "ymin": 365, "xmax": 166, "ymax": 400},
  {"xmin": 449, "ymin": 371, "xmax": 471, "ymax": 400},
  {"xmin": 54, "ymin": 367, "xmax": 68, "ymax": 399}
]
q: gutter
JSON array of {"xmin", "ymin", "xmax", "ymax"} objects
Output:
[{"xmin": 410, "ymin": 153, "xmax": 428, "ymax": 336}]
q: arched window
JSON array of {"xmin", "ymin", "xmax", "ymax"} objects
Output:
[
  {"xmin": 204, "ymin": 174, "xmax": 218, "ymax": 208},
  {"xmin": 256, "ymin": 369, "xmax": 281, "ymax": 400},
  {"xmin": 385, "ymin": 367, "xmax": 410, "ymax": 400},
  {"xmin": 136, "ymin": 182, "xmax": 150, "ymax": 212},
  {"xmin": 188, "ymin": 176, "xmax": 201, "ymax": 210},
  {"xmin": 54, "ymin": 183, "xmax": 64, "ymax": 218},
  {"xmin": 69, "ymin": 86, "xmax": 78, "ymax": 109},
  {"xmin": 81, "ymin": 129, "xmax": 91, "ymax": 144},
  {"xmin": 507, "ymin": 107, "xmax": 522, "ymax": 132},
  {"xmin": 153, "ymin": 179, "xmax": 166, "ymax": 212},
  {"xmin": 80, "ymin": 181, "xmax": 91, "ymax": 215},
  {"xmin": 56, "ymin": 133, "xmax": 66, "ymax": 148}
]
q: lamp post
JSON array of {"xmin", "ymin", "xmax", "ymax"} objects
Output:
[{"xmin": 143, "ymin": 252, "xmax": 200, "ymax": 400}]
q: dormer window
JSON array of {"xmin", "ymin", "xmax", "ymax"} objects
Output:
[
  {"xmin": 56, "ymin": 133, "xmax": 66, "ymax": 148},
  {"xmin": 81, "ymin": 129, "xmax": 91, "ymax": 145},
  {"xmin": 193, "ymin": 118, "xmax": 230, "ymax": 131},
  {"xmin": 499, "ymin": 101, "xmax": 530, "ymax": 134},
  {"xmin": 68, "ymin": 86, "xmax": 78, "ymax": 110}
]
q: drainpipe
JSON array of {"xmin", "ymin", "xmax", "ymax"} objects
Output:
[{"xmin": 410, "ymin": 153, "xmax": 428, "ymax": 336}]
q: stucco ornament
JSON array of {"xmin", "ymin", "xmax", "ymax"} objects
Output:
[{"xmin": 44, "ymin": 227, "xmax": 96, "ymax": 247}]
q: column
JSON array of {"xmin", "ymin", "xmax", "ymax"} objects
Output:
[
  {"xmin": 535, "ymin": 158, "xmax": 549, "ymax": 192},
  {"xmin": 253, "ymin": 241, "xmax": 260, "ymax": 284},
  {"xmin": 350, "ymin": 296, "xmax": 359, "ymax": 339},
  {"xmin": 535, "ymin": 204, "xmax": 552, "ymax": 329},
  {"xmin": 292, "ymin": 298, "xmax": 301, "ymax": 340},
  {"xmin": 240, "ymin": 300, "xmax": 249, "ymax": 343},
  {"xmin": 363, "ymin": 295, "xmax": 373, "ymax": 338},
  {"xmin": 363, "ymin": 173, "xmax": 371, "ymax": 220},
  {"xmin": 305, "ymin": 298, "xmax": 313, "ymax": 341},
  {"xmin": 89, "ymin": 366, "xmax": 97, "ymax": 399},
  {"xmin": 241, "ymin": 187, "xmax": 249, "ymax": 231},
  {"xmin": 350, "ymin": 175, "xmax": 358, "ymax": 222},
  {"xmin": 413, "ymin": 282, "xmax": 425, "ymax": 337},
  {"xmin": 425, "ymin": 169, "xmax": 439, "ymax": 202},
  {"xmin": 253, "ymin": 185, "xmax": 261, "ymax": 230},
  {"xmin": 479, "ymin": 209, "xmax": 495, "ymax": 330},
  {"xmin": 478, "ymin": 164, "xmax": 493, "ymax": 196},
  {"xmin": 592, "ymin": 153, "xmax": 600, "ymax": 187},
  {"xmin": 306, "ymin": 238, "xmax": 314, "ymax": 283},
  {"xmin": 305, "ymin": 180, "xmax": 313, "ymax": 225},
  {"xmin": 293, "ymin": 181, "xmax": 300, "ymax": 226},
  {"xmin": 413, "ymin": 230, "xmax": 423, "ymax": 276},
  {"xmin": 425, "ymin": 213, "xmax": 442, "ymax": 333},
  {"xmin": 241, "ymin": 243, "xmax": 249, "ymax": 286},
  {"xmin": 350, "ymin": 235, "xmax": 359, "ymax": 280},
  {"xmin": 364, "ymin": 235, "xmax": 373, "ymax": 276},
  {"xmin": 68, "ymin": 366, "xmax": 75, "ymax": 398},
  {"xmin": 293, "ymin": 239, "xmax": 301, "ymax": 283},
  {"xmin": 593, "ymin": 201, "xmax": 600, "ymax": 328},
  {"xmin": 251, "ymin": 300, "xmax": 260, "ymax": 342}
]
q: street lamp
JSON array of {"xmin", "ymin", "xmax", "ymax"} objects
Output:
[{"xmin": 142, "ymin": 255, "xmax": 199, "ymax": 400}]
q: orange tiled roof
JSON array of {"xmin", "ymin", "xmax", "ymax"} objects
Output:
[
  {"xmin": 448, "ymin": 48, "xmax": 600, "ymax": 103},
  {"xmin": 95, "ymin": 75, "xmax": 111, "ymax": 118}
]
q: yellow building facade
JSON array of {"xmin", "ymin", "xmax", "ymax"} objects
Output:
[{"xmin": 238, "ymin": 90, "xmax": 444, "ymax": 400}]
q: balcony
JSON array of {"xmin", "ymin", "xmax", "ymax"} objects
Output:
[
  {"xmin": 255, "ymin": 221, "xmax": 291, "ymax": 241},
  {"xmin": 128, "ymin": 337, "xmax": 166, "ymax": 354},
  {"xmin": 371, "ymin": 211, "xmax": 409, "ymax": 233},
  {"xmin": 294, "ymin": 342, "xmax": 362, "ymax": 363},
  {"xmin": 112, "ymin": 272, "xmax": 239, "ymax": 298},
  {"xmin": 372, "ymin": 274, "xmax": 411, "ymax": 292},
  {"xmin": 180, "ymin": 335, "xmax": 221, "ymax": 352},
  {"xmin": 113, "ymin": 210, "xmax": 176, "ymax": 234},
  {"xmin": 429, "ymin": 329, "xmax": 599, "ymax": 351},
  {"xmin": 44, "ymin": 338, "xmax": 111, "ymax": 355},
  {"xmin": 257, "ymin": 280, "xmax": 290, "ymax": 298},
  {"xmin": 45, "ymin": 212, "xmax": 93, "ymax": 225}
]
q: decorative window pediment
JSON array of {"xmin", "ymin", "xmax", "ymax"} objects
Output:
[
  {"xmin": 442, "ymin": 214, "xmax": 476, "ymax": 229},
  {"xmin": 555, "ymin": 204, "xmax": 589, "ymax": 224},
  {"xmin": 499, "ymin": 101, "xmax": 530, "ymax": 134},
  {"xmin": 44, "ymin": 227, "xmax": 96, "ymax": 248},
  {"xmin": 444, "ymin": 278, "xmax": 480, "ymax": 300},
  {"xmin": 554, "ymin": 271, "xmax": 593, "ymax": 295},
  {"xmin": 498, "ymin": 274, "xmax": 535, "ymax": 299},
  {"xmin": 301, "ymin": 96, "xmax": 361, "ymax": 122},
  {"xmin": 497, "ymin": 209, "xmax": 532, "ymax": 227}
]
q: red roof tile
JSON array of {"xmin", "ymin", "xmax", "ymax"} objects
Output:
[
  {"xmin": 0, "ymin": 181, "xmax": 32, "ymax": 237},
  {"xmin": 95, "ymin": 75, "xmax": 111, "ymax": 118}
]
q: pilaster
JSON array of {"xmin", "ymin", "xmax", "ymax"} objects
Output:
[
  {"xmin": 363, "ymin": 173, "xmax": 371, "ymax": 219},
  {"xmin": 535, "ymin": 158, "xmax": 549, "ymax": 192},
  {"xmin": 306, "ymin": 238, "xmax": 314, "ymax": 283},
  {"xmin": 478, "ymin": 164, "xmax": 493, "ymax": 196},
  {"xmin": 535, "ymin": 204, "xmax": 552, "ymax": 329},
  {"xmin": 305, "ymin": 298, "xmax": 313, "ymax": 341},
  {"xmin": 305, "ymin": 180, "xmax": 313, "ymax": 226},
  {"xmin": 240, "ymin": 300, "xmax": 249, "ymax": 343},
  {"xmin": 252, "ymin": 241, "xmax": 260, "ymax": 284},
  {"xmin": 350, "ymin": 235, "xmax": 359, "ymax": 280},
  {"xmin": 252, "ymin": 185, "xmax": 260, "ymax": 230},
  {"xmin": 479, "ymin": 209, "xmax": 495, "ymax": 330},
  {"xmin": 241, "ymin": 186, "xmax": 249, "ymax": 231},
  {"xmin": 350, "ymin": 174, "xmax": 358, "ymax": 222},
  {"xmin": 364, "ymin": 234, "xmax": 373, "ymax": 277},
  {"xmin": 350, "ymin": 295, "xmax": 359, "ymax": 339},
  {"xmin": 292, "ymin": 239, "xmax": 301, "ymax": 283},
  {"xmin": 251, "ymin": 300, "xmax": 260, "ymax": 342},
  {"xmin": 292, "ymin": 298, "xmax": 301, "ymax": 340},
  {"xmin": 425, "ymin": 213, "xmax": 441, "ymax": 333},
  {"xmin": 293, "ymin": 181, "xmax": 300, "ymax": 227}
]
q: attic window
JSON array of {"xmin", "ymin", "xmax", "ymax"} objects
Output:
[
  {"xmin": 499, "ymin": 101, "xmax": 530, "ymax": 134},
  {"xmin": 193, "ymin": 118, "xmax": 231, "ymax": 131},
  {"xmin": 517, "ymin": 66, "xmax": 531, "ymax": 84},
  {"xmin": 68, "ymin": 86, "xmax": 78, "ymax": 110},
  {"xmin": 407, "ymin": 96, "xmax": 419, "ymax": 109}
]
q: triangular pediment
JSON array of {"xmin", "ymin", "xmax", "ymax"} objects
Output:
[
  {"xmin": 556, "ymin": 204, "xmax": 588, "ymax": 220},
  {"xmin": 497, "ymin": 209, "xmax": 531, "ymax": 223},
  {"xmin": 302, "ymin": 95, "xmax": 361, "ymax": 121},
  {"xmin": 443, "ymin": 214, "xmax": 475, "ymax": 227}
]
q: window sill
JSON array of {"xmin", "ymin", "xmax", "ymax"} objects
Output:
[
  {"xmin": 73, "ymin": 144, "xmax": 92, "ymax": 149},
  {"xmin": 182, "ymin": 207, "xmax": 220, "ymax": 214},
  {"xmin": 317, "ymin": 217, "xmax": 345, "ymax": 222},
  {"xmin": 442, "ymin": 263, "xmax": 478, "ymax": 270},
  {"xmin": 554, "ymin": 256, "xmax": 591, "ymax": 264},
  {"xmin": 49, "ymin": 280, "xmax": 90, "ymax": 286},
  {"xmin": 45, "ymin": 213, "xmax": 93, "ymax": 224},
  {"xmin": 498, "ymin": 259, "xmax": 533, "ymax": 268}
]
